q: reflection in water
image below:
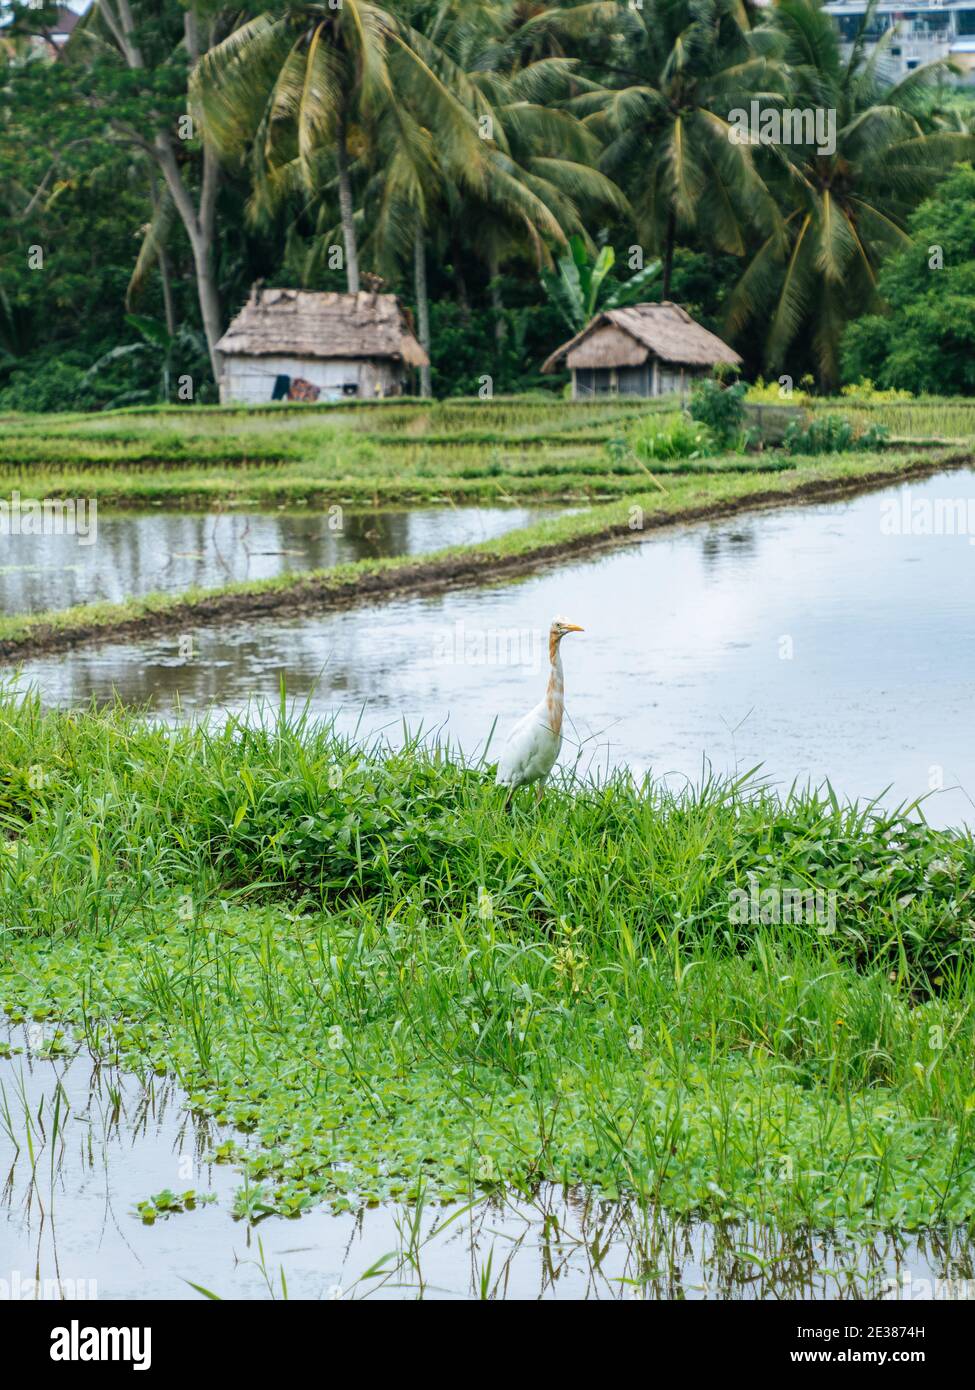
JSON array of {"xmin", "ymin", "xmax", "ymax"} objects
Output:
[
  {"xmin": 12, "ymin": 470, "xmax": 975, "ymax": 829},
  {"xmin": 0, "ymin": 505, "xmax": 565, "ymax": 615},
  {"xmin": 2, "ymin": 1022, "xmax": 972, "ymax": 1301},
  {"xmin": 699, "ymin": 525, "xmax": 759, "ymax": 570}
]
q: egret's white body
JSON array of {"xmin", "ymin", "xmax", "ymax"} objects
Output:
[{"xmin": 495, "ymin": 617, "xmax": 583, "ymax": 809}]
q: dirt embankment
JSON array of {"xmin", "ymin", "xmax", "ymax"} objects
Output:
[{"xmin": 1, "ymin": 452, "xmax": 969, "ymax": 661}]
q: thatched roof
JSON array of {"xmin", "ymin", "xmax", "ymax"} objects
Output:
[
  {"xmin": 542, "ymin": 302, "xmax": 741, "ymax": 373},
  {"xmin": 215, "ymin": 288, "xmax": 429, "ymax": 367}
]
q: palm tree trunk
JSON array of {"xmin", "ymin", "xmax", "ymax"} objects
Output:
[
  {"xmin": 336, "ymin": 108, "xmax": 360, "ymax": 295},
  {"xmin": 188, "ymin": 233, "xmax": 225, "ymax": 386},
  {"xmin": 152, "ymin": 134, "xmax": 224, "ymax": 387},
  {"xmin": 156, "ymin": 243, "xmax": 176, "ymax": 402},
  {"xmin": 488, "ymin": 250, "xmax": 506, "ymax": 349},
  {"xmin": 413, "ymin": 218, "xmax": 432, "ymax": 398},
  {"xmin": 157, "ymin": 245, "xmax": 176, "ymax": 339},
  {"xmin": 451, "ymin": 241, "xmax": 471, "ymax": 323},
  {"xmin": 100, "ymin": 7, "xmax": 226, "ymax": 389},
  {"xmin": 661, "ymin": 210, "xmax": 676, "ymax": 301}
]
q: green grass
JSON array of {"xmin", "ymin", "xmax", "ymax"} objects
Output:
[
  {"xmin": 0, "ymin": 446, "xmax": 794, "ymax": 509},
  {"xmin": 807, "ymin": 397, "xmax": 975, "ymax": 441},
  {"xmin": 0, "ymin": 403, "xmax": 706, "ymax": 511},
  {"xmin": 2, "ymin": 690, "xmax": 975, "ymax": 1232},
  {"xmin": 4, "ymin": 394, "xmax": 974, "ymax": 1244},
  {"xmin": 1, "ymin": 393, "xmax": 968, "ymax": 507}
]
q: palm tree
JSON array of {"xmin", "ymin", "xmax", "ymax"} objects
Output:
[
  {"xmin": 352, "ymin": 20, "xmax": 628, "ymax": 387},
  {"xmin": 455, "ymin": 59, "xmax": 630, "ymax": 341},
  {"xmin": 727, "ymin": 0, "xmax": 975, "ymax": 388},
  {"xmin": 192, "ymin": 2, "xmax": 487, "ymax": 295},
  {"xmin": 575, "ymin": 0, "xmax": 786, "ymax": 299},
  {"xmin": 194, "ymin": 1, "xmax": 627, "ymax": 390}
]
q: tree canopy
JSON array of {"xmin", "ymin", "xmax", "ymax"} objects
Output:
[
  {"xmin": 840, "ymin": 162, "xmax": 975, "ymax": 396},
  {"xmin": 2, "ymin": 0, "xmax": 973, "ymax": 406}
]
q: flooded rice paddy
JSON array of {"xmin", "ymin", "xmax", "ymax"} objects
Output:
[
  {"xmin": 12, "ymin": 469, "xmax": 975, "ymax": 829},
  {"xmin": 0, "ymin": 504, "xmax": 561, "ymax": 614},
  {"xmin": 6, "ymin": 471, "xmax": 975, "ymax": 1300},
  {"xmin": 2, "ymin": 1021, "xmax": 972, "ymax": 1302}
]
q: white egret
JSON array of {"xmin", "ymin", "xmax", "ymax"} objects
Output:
[{"xmin": 495, "ymin": 617, "xmax": 584, "ymax": 810}]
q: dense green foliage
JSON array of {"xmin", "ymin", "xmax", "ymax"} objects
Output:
[
  {"xmin": 782, "ymin": 414, "xmax": 889, "ymax": 455},
  {"xmin": 689, "ymin": 378, "xmax": 748, "ymax": 447},
  {"xmin": 841, "ymin": 164, "xmax": 975, "ymax": 396},
  {"xmin": 2, "ymin": 0, "xmax": 973, "ymax": 408}
]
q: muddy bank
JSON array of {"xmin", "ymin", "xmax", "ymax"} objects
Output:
[{"xmin": 1, "ymin": 451, "xmax": 969, "ymax": 662}]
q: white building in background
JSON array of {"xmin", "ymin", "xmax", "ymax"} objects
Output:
[
  {"xmin": 0, "ymin": 3, "xmax": 80, "ymax": 56},
  {"xmin": 823, "ymin": 2, "xmax": 975, "ymax": 83},
  {"xmin": 215, "ymin": 288, "xmax": 429, "ymax": 405}
]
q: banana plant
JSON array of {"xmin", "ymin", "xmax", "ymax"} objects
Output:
[
  {"xmin": 84, "ymin": 315, "xmax": 208, "ymax": 406},
  {"xmin": 540, "ymin": 235, "xmax": 661, "ymax": 334}
]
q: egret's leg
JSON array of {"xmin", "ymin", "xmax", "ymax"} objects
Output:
[
  {"xmin": 535, "ymin": 783, "xmax": 544, "ymax": 806},
  {"xmin": 504, "ymin": 787, "xmax": 513, "ymax": 814}
]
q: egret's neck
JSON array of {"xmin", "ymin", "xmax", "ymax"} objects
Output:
[{"xmin": 545, "ymin": 632, "xmax": 564, "ymax": 735}]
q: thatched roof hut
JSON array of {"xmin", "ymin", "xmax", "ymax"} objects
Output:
[
  {"xmin": 216, "ymin": 288, "xmax": 429, "ymax": 404},
  {"xmin": 542, "ymin": 302, "xmax": 741, "ymax": 399}
]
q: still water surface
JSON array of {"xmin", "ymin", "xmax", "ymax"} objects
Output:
[
  {"xmin": 12, "ymin": 470, "xmax": 975, "ymax": 828},
  {"xmin": 0, "ymin": 505, "xmax": 560, "ymax": 614},
  {"xmin": 2, "ymin": 1023, "xmax": 971, "ymax": 1301}
]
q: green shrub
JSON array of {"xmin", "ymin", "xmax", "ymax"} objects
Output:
[
  {"xmin": 839, "ymin": 379, "xmax": 913, "ymax": 403},
  {"xmin": 783, "ymin": 415, "xmax": 889, "ymax": 454},
  {"xmin": 839, "ymin": 165, "xmax": 975, "ymax": 396},
  {"xmin": 0, "ymin": 356, "xmax": 101, "ymax": 413},
  {"xmin": 0, "ymin": 343, "xmax": 166, "ymax": 413},
  {"xmin": 689, "ymin": 378, "xmax": 747, "ymax": 447},
  {"xmin": 628, "ymin": 413, "xmax": 714, "ymax": 461},
  {"xmin": 746, "ymin": 377, "xmax": 812, "ymax": 407}
]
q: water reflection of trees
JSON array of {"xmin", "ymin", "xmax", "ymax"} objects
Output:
[
  {"xmin": 22, "ymin": 606, "xmax": 432, "ymax": 715},
  {"xmin": 699, "ymin": 523, "xmax": 758, "ymax": 573},
  {"xmin": 0, "ymin": 507, "xmax": 547, "ymax": 617}
]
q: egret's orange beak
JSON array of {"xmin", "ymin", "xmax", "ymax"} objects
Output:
[{"xmin": 563, "ymin": 623, "xmax": 584, "ymax": 633}]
